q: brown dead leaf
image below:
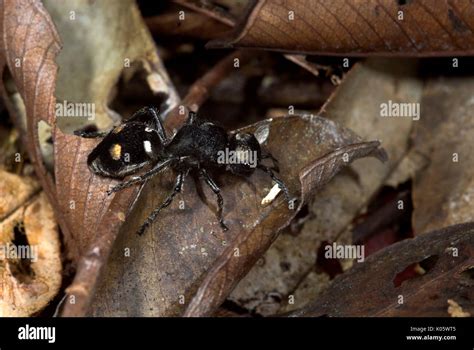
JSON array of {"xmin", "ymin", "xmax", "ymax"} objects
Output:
[
  {"xmin": 210, "ymin": 0, "xmax": 474, "ymax": 56},
  {"xmin": 0, "ymin": 191, "xmax": 61, "ymax": 316},
  {"xmin": 291, "ymin": 222, "xmax": 474, "ymax": 317}
]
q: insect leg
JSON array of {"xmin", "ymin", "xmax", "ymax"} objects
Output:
[
  {"xmin": 146, "ymin": 106, "xmax": 169, "ymax": 145},
  {"xmin": 257, "ymin": 164, "xmax": 291, "ymax": 203},
  {"xmin": 137, "ymin": 171, "xmax": 185, "ymax": 235},
  {"xmin": 73, "ymin": 129, "xmax": 109, "ymax": 138},
  {"xmin": 130, "ymin": 106, "xmax": 168, "ymax": 145},
  {"xmin": 261, "ymin": 151, "xmax": 280, "ymax": 172},
  {"xmin": 107, "ymin": 158, "xmax": 176, "ymax": 195},
  {"xmin": 200, "ymin": 168, "xmax": 228, "ymax": 231},
  {"xmin": 186, "ymin": 111, "xmax": 197, "ymax": 125}
]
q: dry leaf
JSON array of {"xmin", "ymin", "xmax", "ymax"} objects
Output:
[
  {"xmin": 0, "ymin": 170, "xmax": 39, "ymax": 221},
  {"xmin": 210, "ymin": 0, "xmax": 474, "ymax": 56},
  {"xmin": 291, "ymin": 222, "xmax": 474, "ymax": 317},
  {"xmin": 0, "ymin": 191, "xmax": 61, "ymax": 316}
]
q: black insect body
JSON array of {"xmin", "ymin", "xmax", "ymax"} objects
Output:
[
  {"xmin": 78, "ymin": 108, "xmax": 165, "ymax": 178},
  {"xmin": 75, "ymin": 107, "xmax": 292, "ymax": 235}
]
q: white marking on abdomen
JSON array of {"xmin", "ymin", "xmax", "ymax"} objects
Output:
[{"xmin": 144, "ymin": 140, "xmax": 152, "ymax": 154}]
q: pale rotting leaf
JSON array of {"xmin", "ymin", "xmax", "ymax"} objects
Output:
[
  {"xmin": 0, "ymin": 192, "xmax": 61, "ymax": 316},
  {"xmin": 411, "ymin": 76, "xmax": 474, "ymax": 234},
  {"xmin": 210, "ymin": 0, "xmax": 474, "ymax": 56},
  {"xmin": 290, "ymin": 222, "xmax": 474, "ymax": 317},
  {"xmin": 0, "ymin": 170, "xmax": 40, "ymax": 221}
]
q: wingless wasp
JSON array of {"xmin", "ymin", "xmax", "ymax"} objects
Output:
[{"xmin": 75, "ymin": 107, "xmax": 292, "ymax": 235}]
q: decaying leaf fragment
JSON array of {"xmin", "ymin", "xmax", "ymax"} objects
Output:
[
  {"xmin": 411, "ymin": 76, "xmax": 474, "ymax": 234},
  {"xmin": 291, "ymin": 222, "xmax": 474, "ymax": 317},
  {"xmin": 0, "ymin": 188, "xmax": 61, "ymax": 316},
  {"xmin": 0, "ymin": 170, "xmax": 39, "ymax": 221}
]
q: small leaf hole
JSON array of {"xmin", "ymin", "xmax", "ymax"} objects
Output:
[
  {"xmin": 393, "ymin": 255, "xmax": 438, "ymax": 287},
  {"xmin": 459, "ymin": 267, "xmax": 474, "ymax": 286},
  {"xmin": 9, "ymin": 221, "xmax": 35, "ymax": 283}
]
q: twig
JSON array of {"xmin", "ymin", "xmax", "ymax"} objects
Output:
[
  {"xmin": 284, "ymin": 54, "xmax": 332, "ymax": 78},
  {"xmin": 173, "ymin": 0, "xmax": 236, "ymax": 27}
]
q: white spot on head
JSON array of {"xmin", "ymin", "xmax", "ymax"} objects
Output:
[
  {"xmin": 145, "ymin": 127, "xmax": 153, "ymax": 132},
  {"xmin": 144, "ymin": 140, "xmax": 152, "ymax": 154}
]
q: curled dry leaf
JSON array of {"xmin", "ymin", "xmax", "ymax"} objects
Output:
[
  {"xmin": 0, "ymin": 0, "xmax": 178, "ymax": 316},
  {"xmin": 0, "ymin": 173, "xmax": 61, "ymax": 316},
  {"xmin": 229, "ymin": 58, "xmax": 422, "ymax": 315},
  {"xmin": 291, "ymin": 222, "xmax": 474, "ymax": 317},
  {"xmin": 209, "ymin": 0, "xmax": 474, "ymax": 56}
]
